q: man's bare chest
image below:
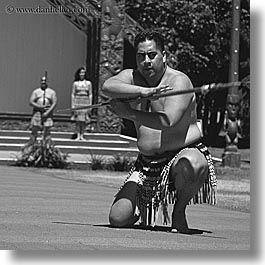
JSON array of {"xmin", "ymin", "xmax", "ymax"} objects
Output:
[
  {"xmin": 35, "ymin": 89, "xmax": 53, "ymax": 103},
  {"xmin": 134, "ymin": 98, "xmax": 165, "ymax": 112}
]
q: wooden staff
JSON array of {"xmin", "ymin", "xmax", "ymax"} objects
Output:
[
  {"xmin": 43, "ymin": 71, "xmax": 47, "ymax": 105},
  {"xmin": 57, "ymin": 81, "xmax": 242, "ymax": 113},
  {"xmin": 40, "ymin": 71, "xmax": 48, "ymax": 148}
]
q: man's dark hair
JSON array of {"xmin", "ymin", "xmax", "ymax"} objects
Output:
[{"xmin": 134, "ymin": 30, "xmax": 165, "ymax": 52}]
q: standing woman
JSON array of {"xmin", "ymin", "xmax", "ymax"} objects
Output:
[{"xmin": 71, "ymin": 67, "xmax": 93, "ymax": 140}]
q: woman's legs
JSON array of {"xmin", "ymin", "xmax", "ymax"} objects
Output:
[
  {"xmin": 79, "ymin": 121, "xmax": 86, "ymax": 140},
  {"xmin": 75, "ymin": 121, "xmax": 79, "ymax": 140},
  {"xmin": 75, "ymin": 121, "xmax": 85, "ymax": 140}
]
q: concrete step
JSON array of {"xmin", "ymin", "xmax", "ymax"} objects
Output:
[
  {"xmin": 0, "ymin": 130, "xmax": 139, "ymax": 164},
  {"xmin": 0, "ymin": 130, "xmax": 125, "ymax": 140},
  {"xmin": 0, "ymin": 136, "xmax": 131, "ymax": 148},
  {"xmin": 0, "ymin": 130, "xmax": 137, "ymax": 147},
  {"xmin": 0, "ymin": 142, "xmax": 138, "ymax": 155}
]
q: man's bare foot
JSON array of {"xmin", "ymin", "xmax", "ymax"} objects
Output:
[{"xmin": 171, "ymin": 210, "xmax": 189, "ymax": 233}]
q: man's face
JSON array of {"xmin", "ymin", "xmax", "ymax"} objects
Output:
[
  {"xmin": 136, "ymin": 39, "xmax": 166, "ymax": 78},
  {"xmin": 40, "ymin": 78, "xmax": 47, "ymax": 90}
]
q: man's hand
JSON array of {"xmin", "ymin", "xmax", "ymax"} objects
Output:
[
  {"xmin": 42, "ymin": 110, "xmax": 49, "ymax": 118},
  {"xmin": 40, "ymin": 104, "xmax": 51, "ymax": 117},
  {"xmin": 140, "ymin": 84, "xmax": 173, "ymax": 98}
]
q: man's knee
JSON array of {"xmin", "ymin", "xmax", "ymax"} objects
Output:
[
  {"xmin": 188, "ymin": 154, "xmax": 208, "ymax": 180},
  {"xmin": 172, "ymin": 155, "xmax": 208, "ymax": 188},
  {"xmin": 172, "ymin": 158, "xmax": 194, "ymax": 189},
  {"xmin": 109, "ymin": 198, "xmax": 136, "ymax": 227}
]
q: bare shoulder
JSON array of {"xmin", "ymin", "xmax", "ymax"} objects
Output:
[
  {"xmin": 165, "ymin": 67, "xmax": 193, "ymax": 90},
  {"xmin": 162, "ymin": 67, "xmax": 195, "ymax": 107},
  {"xmin": 32, "ymin": 88, "xmax": 40, "ymax": 93},
  {"xmin": 47, "ymin": 88, "xmax": 56, "ymax": 95},
  {"xmin": 85, "ymin": 80, "xmax": 92, "ymax": 88},
  {"xmin": 113, "ymin": 69, "xmax": 134, "ymax": 81},
  {"xmin": 31, "ymin": 88, "xmax": 40, "ymax": 97}
]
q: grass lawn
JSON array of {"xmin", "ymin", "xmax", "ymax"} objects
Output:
[{"xmin": 208, "ymin": 147, "xmax": 250, "ymax": 213}]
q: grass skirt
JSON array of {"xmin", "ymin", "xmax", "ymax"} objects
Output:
[{"xmin": 117, "ymin": 142, "xmax": 217, "ymax": 227}]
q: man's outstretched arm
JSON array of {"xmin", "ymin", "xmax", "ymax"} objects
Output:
[{"xmin": 102, "ymin": 69, "xmax": 169, "ymax": 99}]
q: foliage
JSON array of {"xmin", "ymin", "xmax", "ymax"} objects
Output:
[
  {"xmin": 88, "ymin": 152, "xmax": 135, "ymax": 171},
  {"xmin": 15, "ymin": 139, "xmax": 68, "ymax": 168},
  {"xmin": 239, "ymin": 75, "xmax": 250, "ymax": 140},
  {"xmin": 107, "ymin": 153, "xmax": 135, "ymax": 171},
  {"xmin": 0, "ymin": 120, "xmax": 30, "ymax": 130},
  {"xmin": 0, "ymin": 119, "xmax": 75, "ymax": 132},
  {"xmin": 126, "ymin": 0, "xmax": 249, "ymax": 85},
  {"xmin": 88, "ymin": 152, "xmax": 106, "ymax": 170},
  {"xmin": 125, "ymin": 0, "xmax": 250, "ymax": 147}
]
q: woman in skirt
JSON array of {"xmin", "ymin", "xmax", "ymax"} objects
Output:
[{"xmin": 71, "ymin": 67, "xmax": 93, "ymax": 140}]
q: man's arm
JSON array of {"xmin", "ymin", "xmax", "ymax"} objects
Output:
[
  {"xmin": 43, "ymin": 90, "xmax": 57, "ymax": 117},
  {"xmin": 102, "ymin": 69, "xmax": 169, "ymax": 99},
  {"xmin": 111, "ymin": 75, "xmax": 194, "ymax": 129},
  {"xmin": 29, "ymin": 90, "xmax": 42, "ymax": 110}
]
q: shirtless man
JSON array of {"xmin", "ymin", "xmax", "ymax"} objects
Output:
[
  {"xmin": 102, "ymin": 30, "xmax": 216, "ymax": 233},
  {"xmin": 29, "ymin": 76, "xmax": 57, "ymax": 144}
]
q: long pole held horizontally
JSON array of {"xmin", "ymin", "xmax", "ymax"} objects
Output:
[{"xmin": 57, "ymin": 81, "xmax": 242, "ymax": 113}]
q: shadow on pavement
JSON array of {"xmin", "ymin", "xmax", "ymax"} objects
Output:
[
  {"xmin": 52, "ymin": 221, "xmax": 212, "ymax": 235},
  {"xmin": 95, "ymin": 224, "xmax": 212, "ymax": 235}
]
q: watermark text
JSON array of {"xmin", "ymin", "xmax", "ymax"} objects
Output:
[{"xmin": 5, "ymin": 4, "xmax": 90, "ymax": 15}]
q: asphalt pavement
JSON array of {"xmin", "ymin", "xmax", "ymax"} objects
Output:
[{"xmin": 0, "ymin": 165, "xmax": 251, "ymax": 254}]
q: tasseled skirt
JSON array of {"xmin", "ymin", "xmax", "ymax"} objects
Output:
[{"xmin": 116, "ymin": 142, "xmax": 217, "ymax": 227}]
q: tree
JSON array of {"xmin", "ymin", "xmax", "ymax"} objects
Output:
[{"xmin": 125, "ymin": 0, "xmax": 250, "ymax": 147}]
